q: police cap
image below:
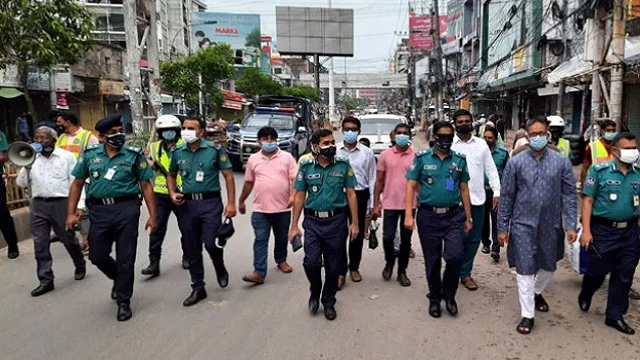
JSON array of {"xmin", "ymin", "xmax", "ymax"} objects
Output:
[
  {"xmin": 215, "ymin": 217, "xmax": 235, "ymax": 248},
  {"xmin": 95, "ymin": 114, "xmax": 123, "ymax": 133}
]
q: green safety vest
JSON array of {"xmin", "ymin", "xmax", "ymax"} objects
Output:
[
  {"xmin": 557, "ymin": 138, "xmax": 570, "ymax": 157},
  {"xmin": 149, "ymin": 139, "xmax": 183, "ymax": 194}
]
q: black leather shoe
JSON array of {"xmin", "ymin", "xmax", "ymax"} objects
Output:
[
  {"xmin": 182, "ymin": 258, "xmax": 190, "ymax": 270},
  {"xmin": 491, "ymin": 252, "xmax": 500, "ymax": 261},
  {"xmin": 75, "ymin": 265, "xmax": 86, "ymax": 280},
  {"xmin": 308, "ymin": 297, "xmax": 320, "ymax": 314},
  {"xmin": 578, "ymin": 295, "xmax": 591, "ymax": 312},
  {"xmin": 397, "ymin": 273, "xmax": 411, "ymax": 287},
  {"xmin": 111, "ymin": 283, "xmax": 117, "ymax": 300},
  {"xmin": 141, "ymin": 260, "xmax": 160, "ymax": 277},
  {"xmin": 445, "ymin": 299, "xmax": 458, "ymax": 316},
  {"xmin": 481, "ymin": 245, "xmax": 490, "ymax": 254},
  {"xmin": 217, "ymin": 267, "xmax": 229, "ymax": 288},
  {"xmin": 183, "ymin": 289, "xmax": 207, "ymax": 307},
  {"xmin": 382, "ymin": 263, "xmax": 393, "ymax": 280},
  {"xmin": 117, "ymin": 303, "xmax": 132, "ymax": 322},
  {"xmin": 7, "ymin": 250, "xmax": 19, "ymax": 259},
  {"xmin": 605, "ymin": 318, "xmax": 636, "ymax": 335},
  {"xmin": 324, "ymin": 306, "xmax": 337, "ymax": 320},
  {"xmin": 429, "ymin": 302, "xmax": 442, "ymax": 318},
  {"xmin": 31, "ymin": 283, "xmax": 54, "ymax": 297}
]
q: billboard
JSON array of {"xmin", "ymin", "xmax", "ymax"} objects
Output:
[
  {"xmin": 409, "ymin": 15, "xmax": 448, "ymax": 51},
  {"xmin": 191, "ymin": 12, "xmax": 261, "ymax": 67},
  {"xmin": 275, "ymin": 6, "xmax": 354, "ymax": 56}
]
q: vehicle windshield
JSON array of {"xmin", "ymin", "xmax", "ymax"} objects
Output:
[
  {"xmin": 243, "ymin": 114, "xmax": 294, "ymax": 130},
  {"xmin": 360, "ymin": 119, "xmax": 400, "ymax": 135}
]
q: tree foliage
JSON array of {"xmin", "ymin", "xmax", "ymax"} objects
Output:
[
  {"xmin": 245, "ymin": 28, "xmax": 261, "ymax": 48},
  {"xmin": 282, "ymin": 84, "xmax": 321, "ymax": 102},
  {"xmin": 160, "ymin": 44, "xmax": 235, "ymax": 116},
  {"xmin": 0, "ymin": 0, "xmax": 95, "ymax": 114},
  {"xmin": 235, "ymin": 68, "xmax": 283, "ymax": 98},
  {"xmin": 341, "ymin": 96, "xmax": 371, "ymax": 112}
]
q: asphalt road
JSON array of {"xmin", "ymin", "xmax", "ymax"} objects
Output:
[{"xmin": 1, "ymin": 132, "xmax": 639, "ymax": 359}]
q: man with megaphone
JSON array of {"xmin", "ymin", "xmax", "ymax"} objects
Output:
[
  {"xmin": 14, "ymin": 126, "xmax": 87, "ymax": 297},
  {"xmin": 0, "ymin": 128, "xmax": 20, "ymax": 259}
]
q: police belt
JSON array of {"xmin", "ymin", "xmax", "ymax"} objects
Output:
[
  {"xmin": 89, "ymin": 194, "xmax": 139, "ymax": 206},
  {"xmin": 33, "ymin": 196, "xmax": 66, "ymax": 202},
  {"xmin": 184, "ymin": 191, "xmax": 220, "ymax": 201},
  {"xmin": 419, "ymin": 204, "xmax": 461, "ymax": 214},
  {"xmin": 592, "ymin": 216, "xmax": 638, "ymax": 229},
  {"xmin": 304, "ymin": 207, "xmax": 347, "ymax": 219}
]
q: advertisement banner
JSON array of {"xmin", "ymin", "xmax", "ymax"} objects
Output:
[
  {"xmin": 191, "ymin": 12, "xmax": 261, "ymax": 68},
  {"xmin": 409, "ymin": 15, "xmax": 432, "ymax": 50},
  {"xmin": 446, "ymin": 0, "xmax": 465, "ymax": 44}
]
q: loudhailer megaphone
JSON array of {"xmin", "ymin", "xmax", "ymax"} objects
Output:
[{"xmin": 7, "ymin": 141, "xmax": 39, "ymax": 167}]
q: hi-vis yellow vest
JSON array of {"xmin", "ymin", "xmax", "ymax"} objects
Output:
[
  {"xmin": 591, "ymin": 138, "xmax": 612, "ymax": 166},
  {"xmin": 557, "ymin": 138, "xmax": 570, "ymax": 157},
  {"xmin": 149, "ymin": 139, "xmax": 183, "ymax": 194},
  {"xmin": 56, "ymin": 129, "xmax": 92, "ymax": 158}
]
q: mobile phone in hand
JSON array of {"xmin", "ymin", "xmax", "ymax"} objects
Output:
[{"xmin": 291, "ymin": 235, "xmax": 303, "ymax": 252}]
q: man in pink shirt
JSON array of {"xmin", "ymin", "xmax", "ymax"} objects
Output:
[
  {"xmin": 239, "ymin": 127, "xmax": 298, "ymax": 284},
  {"xmin": 373, "ymin": 123, "xmax": 417, "ymax": 287}
]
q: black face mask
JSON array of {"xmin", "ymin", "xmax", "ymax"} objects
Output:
[
  {"xmin": 55, "ymin": 125, "xmax": 66, "ymax": 135},
  {"xmin": 106, "ymin": 133, "xmax": 126, "ymax": 148},
  {"xmin": 455, "ymin": 124, "xmax": 472, "ymax": 134},
  {"xmin": 435, "ymin": 135, "xmax": 454, "ymax": 151},
  {"xmin": 485, "ymin": 140, "xmax": 495, "ymax": 148},
  {"xmin": 550, "ymin": 129, "xmax": 562, "ymax": 141},
  {"xmin": 318, "ymin": 145, "xmax": 336, "ymax": 159}
]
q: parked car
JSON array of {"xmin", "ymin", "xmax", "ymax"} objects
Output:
[
  {"xmin": 358, "ymin": 114, "xmax": 408, "ymax": 155},
  {"xmin": 226, "ymin": 106, "xmax": 311, "ymax": 171}
]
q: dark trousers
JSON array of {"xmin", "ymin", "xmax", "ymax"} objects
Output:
[
  {"xmin": 303, "ymin": 212, "xmax": 348, "ymax": 307},
  {"xmin": 178, "ymin": 197, "xmax": 225, "ymax": 291},
  {"xmin": 88, "ymin": 200, "xmax": 140, "ymax": 304},
  {"xmin": 481, "ymin": 189, "xmax": 500, "ymax": 254},
  {"xmin": 382, "ymin": 209, "xmax": 414, "ymax": 275},
  {"xmin": 31, "ymin": 198, "xmax": 85, "ymax": 284},
  {"xmin": 343, "ymin": 189, "xmax": 369, "ymax": 274},
  {"xmin": 417, "ymin": 207, "xmax": 465, "ymax": 303},
  {"xmin": 580, "ymin": 223, "xmax": 640, "ymax": 321},
  {"xmin": 148, "ymin": 193, "xmax": 187, "ymax": 262},
  {"xmin": 460, "ymin": 205, "xmax": 485, "ymax": 279},
  {"xmin": 251, "ymin": 211, "xmax": 290, "ymax": 278},
  {"xmin": 0, "ymin": 182, "xmax": 18, "ymax": 252}
]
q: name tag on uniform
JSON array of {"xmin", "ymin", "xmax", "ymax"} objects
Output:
[
  {"xmin": 329, "ymin": 172, "xmax": 343, "ymax": 177},
  {"xmin": 195, "ymin": 171, "xmax": 204, "ymax": 182},
  {"xmin": 424, "ymin": 165, "xmax": 437, "ymax": 170},
  {"xmin": 446, "ymin": 178, "xmax": 454, "ymax": 191},
  {"xmin": 307, "ymin": 174, "xmax": 321, "ymax": 180},
  {"xmin": 104, "ymin": 167, "xmax": 116, "ymax": 180},
  {"xmin": 634, "ymin": 195, "xmax": 639, "ymax": 207}
]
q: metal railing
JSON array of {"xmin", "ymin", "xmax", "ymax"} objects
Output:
[{"xmin": 3, "ymin": 164, "xmax": 29, "ymax": 210}]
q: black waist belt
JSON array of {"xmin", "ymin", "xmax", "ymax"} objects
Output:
[
  {"xmin": 592, "ymin": 216, "xmax": 638, "ymax": 229},
  {"xmin": 33, "ymin": 196, "xmax": 66, "ymax": 202},
  {"xmin": 304, "ymin": 207, "xmax": 347, "ymax": 219},
  {"xmin": 419, "ymin": 204, "xmax": 461, "ymax": 214},
  {"xmin": 185, "ymin": 191, "xmax": 221, "ymax": 201},
  {"xmin": 89, "ymin": 194, "xmax": 138, "ymax": 206}
]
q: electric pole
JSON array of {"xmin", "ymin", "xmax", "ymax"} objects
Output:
[
  {"xmin": 328, "ymin": 0, "xmax": 335, "ymax": 125},
  {"xmin": 556, "ymin": 0, "xmax": 568, "ymax": 118},
  {"xmin": 123, "ymin": 0, "xmax": 144, "ymax": 131},
  {"xmin": 610, "ymin": 0, "xmax": 627, "ymax": 127},
  {"xmin": 432, "ymin": 0, "xmax": 444, "ymax": 121},
  {"xmin": 589, "ymin": 10, "xmax": 604, "ymax": 126}
]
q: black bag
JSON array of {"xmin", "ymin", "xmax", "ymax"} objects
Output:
[{"xmin": 369, "ymin": 220, "xmax": 379, "ymax": 250}]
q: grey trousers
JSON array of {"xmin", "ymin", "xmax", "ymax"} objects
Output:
[{"xmin": 31, "ymin": 198, "xmax": 85, "ymax": 284}]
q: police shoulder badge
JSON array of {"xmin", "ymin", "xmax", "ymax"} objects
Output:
[
  {"xmin": 220, "ymin": 155, "xmax": 228, "ymax": 162},
  {"xmin": 347, "ymin": 169, "xmax": 354, "ymax": 177},
  {"xmin": 585, "ymin": 177, "xmax": 596, "ymax": 186},
  {"xmin": 140, "ymin": 161, "xmax": 147, "ymax": 168}
]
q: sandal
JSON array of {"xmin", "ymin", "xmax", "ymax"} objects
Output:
[
  {"xmin": 516, "ymin": 317, "xmax": 534, "ymax": 334},
  {"xmin": 534, "ymin": 294, "xmax": 549, "ymax": 312}
]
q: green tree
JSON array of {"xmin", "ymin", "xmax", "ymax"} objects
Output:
[
  {"xmin": 0, "ymin": 0, "xmax": 95, "ymax": 116},
  {"xmin": 341, "ymin": 96, "xmax": 370, "ymax": 112},
  {"xmin": 282, "ymin": 84, "xmax": 321, "ymax": 102},
  {"xmin": 235, "ymin": 68, "xmax": 283, "ymax": 98},
  {"xmin": 245, "ymin": 28, "xmax": 261, "ymax": 48},
  {"xmin": 160, "ymin": 44, "xmax": 235, "ymax": 116}
]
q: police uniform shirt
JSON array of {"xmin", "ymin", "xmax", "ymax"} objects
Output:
[
  {"xmin": 169, "ymin": 140, "xmax": 232, "ymax": 194},
  {"xmin": 485, "ymin": 146, "xmax": 509, "ymax": 185},
  {"xmin": 583, "ymin": 160, "xmax": 640, "ymax": 221},
  {"xmin": 0, "ymin": 130, "xmax": 7, "ymax": 178},
  {"xmin": 405, "ymin": 148, "xmax": 470, "ymax": 207},
  {"xmin": 72, "ymin": 144, "xmax": 154, "ymax": 198},
  {"xmin": 294, "ymin": 157, "xmax": 357, "ymax": 212}
]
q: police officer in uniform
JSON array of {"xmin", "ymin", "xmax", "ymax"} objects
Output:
[
  {"xmin": 141, "ymin": 115, "xmax": 188, "ymax": 276},
  {"xmin": 289, "ymin": 129, "xmax": 359, "ymax": 321},
  {"xmin": 67, "ymin": 114, "xmax": 157, "ymax": 322},
  {"xmin": 405, "ymin": 121, "xmax": 473, "ymax": 318},
  {"xmin": 167, "ymin": 117, "xmax": 236, "ymax": 307},
  {"xmin": 578, "ymin": 133, "xmax": 640, "ymax": 335}
]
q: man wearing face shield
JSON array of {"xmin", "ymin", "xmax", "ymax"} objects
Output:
[
  {"xmin": 67, "ymin": 114, "xmax": 158, "ymax": 321},
  {"xmin": 497, "ymin": 117, "xmax": 578, "ymax": 335},
  {"xmin": 16, "ymin": 126, "xmax": 87, "ymax": 296},
  {"xmin": 140, "ymin": 115, "xmax": 188, "ymax": 277},
  {"xmin": 289, "ymin": 129, "xmax": 359, "ymax": 321},
  {"xmin": 578, "ymin": 133, "xmax": 640, "ymax": 335},
  {"xmin": 547, "ymin": 116, "xmax": 570, "ymax": 157}
]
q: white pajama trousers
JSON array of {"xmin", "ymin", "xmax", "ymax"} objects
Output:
[{"xmin": 516, "ymin": 269, "xmax": 554, "ymax": 318}]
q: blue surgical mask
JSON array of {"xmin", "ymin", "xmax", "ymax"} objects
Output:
[
  {"xmin": 262, "ymin": 141, "xmax": 278, "ymax": 153},
  {"xmin": 529, "ymin": 135, "xmax": 548, "ymax": 151},
  {"xmin": 31, "ymin": 142, "xmax": 43, "ymax": 153},
  {"xmin": 395, "ymin": 134, "xmax": 410, "ymax": 147},
  {"xmin": 343, "ymin": 130, "xmax": 358, "ymax": 144},
  {"xmin": 162, "ymin": 130, "xmax": 177, "ymax": 141},
  {"xmin": 603, "ymin": 132, "xmax": 617, "ymax": 142}
]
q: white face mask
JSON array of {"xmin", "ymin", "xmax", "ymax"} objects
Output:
[
  {"xmin": 618, "ymin": 149, "xmax": 640, "ymax": 164},
  {"xmin": 181, "ymin": 129, "xmax": 198, "ymax": 144}
]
